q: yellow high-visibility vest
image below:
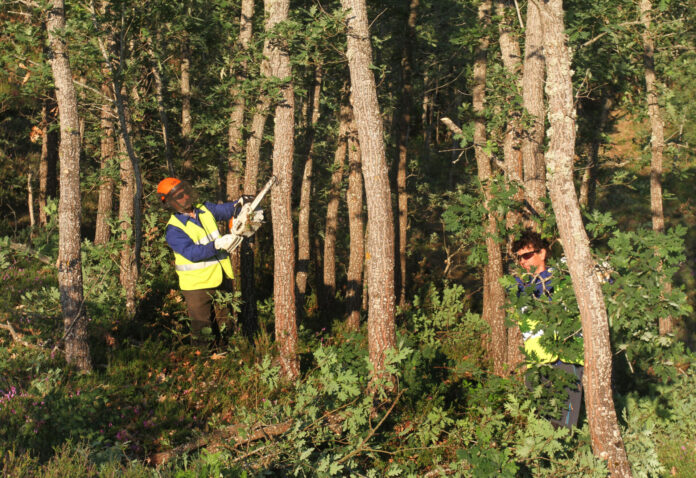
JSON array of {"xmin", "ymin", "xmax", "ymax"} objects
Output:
[{"xmin": 167, "ymin": 205, "xmax": 234, "ymax": 290}]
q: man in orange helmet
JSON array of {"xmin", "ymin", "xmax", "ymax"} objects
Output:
[{"xmin": 157, "ymin": 177, "xmax": 251, "ymax": 343}]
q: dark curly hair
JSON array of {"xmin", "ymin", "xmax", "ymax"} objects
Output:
[{"xmin": 512, "ymin": 230, "xmax": 550, "ymax": 254}]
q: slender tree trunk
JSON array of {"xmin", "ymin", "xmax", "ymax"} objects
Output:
[
  {"xmin": 227, "ymin": 0, "xmax": 255, "ymax": 202},
  {"xmin": 323, "ymin": 100, "xmax": 349, "ymax": 309},
  {"xmin": 266, "ymin": 0, "xmax": 299, "ymax": 381},
  {"xmin": 27, "ymin": 173, "xmax": 35, "ymax": 228},
  {"xmin": 393, "ymin": 0, "xmax": 419, "ymax": 309},
  {"xmin": 240, "ymin": 24, "xmax": 272, "ymax": 339},
  {"xmin": 94, "ymin": 81, "xmax": 116, "ymax": 245},
  {"xmin": 341, "ymin": 0, "xmax": 396, "ymax": 375},
  {"xmin": 579, "ymin": 96, "xmax": 611, "ymax": 210},
  {"xmin": 345, "ymin": 106, "xmax": 364, "ymax": 330},
  {"xmin": 147, "ymin": 38, "xmax": 175, "ymax": 176},
  {"xmin": 181, "ymin": 35, "xmax": 193, "ymax": 173},
  {"xmin": 541, "ymin": 2, "xmax": 632, "ymax": 475},
  {"xmin": 39, "ymin": 100, "xmax": 58, "ymax": 226},
  {"xmin": 47, "ymin": 0, "xmax": 91, "ymax": 372},
  {"xmin": 118, "ymin": 87, "xmax": 138, "ymax": 318},
  {"xmin": 296, "ymin": 66, "xmax": 323, "ymax": 304},
  {"xmin": 521, "ymin": 0, "xmax": 546, "ymax": 215},
  {"xmin": 473, "ymin": 0, "xmax": 507, "ymax": 376},
  {"xmin": 640, "ymin": 0, "xmax": 672, "ymax": 336}
]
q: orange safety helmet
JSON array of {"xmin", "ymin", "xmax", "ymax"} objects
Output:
[{"xmin": 157, "ymin": 177, "xmax": 182, "ymax": 203}]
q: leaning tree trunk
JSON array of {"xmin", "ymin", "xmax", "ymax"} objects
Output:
[
  {"xmin": 296, "ymin": 66, "xmax": 323, "ymax": 304},
  {"xmin": 541, "ymin": 1, "xmax": 632, "ymax": 475},
  {"xmin": 266, "ymin": 0, "xmax": 299, "ymax": 382},
  {"xmin": 345, "ymin": 105, "xmax": 364, "ymax": 331},
  {"xmin": 323, "ymin": 99, "xmax": 349, "ymax": 311},
  {"xmin": 47, "ymin": 0, "xmax": 92, "ymax": 372},
  {"xmin": 393, "ymin": 0, "xmax": 419, "ymax": 309},
  {"xmin": 640, "ymin": 0, "xmax": 672, "ymax": 336},
  {"xmin": 473, "ymin": 0, "xmax": 507, "ymax": 377},
  {"xmin": 521, "ymin": 0, "xmax": 546, "ymax": 215},
  {"xmin": 94, "ymin": 81, "xmax": 116, "ymax": 245},
  {"xmin": 39, "ymin": 99, "xmax": 59, "ymax": 227},
  {"xmin": 341, "ymin": 0, "xmax": 396, "ymax": 375}
]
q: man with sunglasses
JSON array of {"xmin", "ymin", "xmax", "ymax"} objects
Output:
[
  {"xmin": 512, "ymin": 230, "xmax": 584, "ymax": 430},
  {"xmin": 157, "ymin": 177, "xmax": 251, "ymax": 344}
]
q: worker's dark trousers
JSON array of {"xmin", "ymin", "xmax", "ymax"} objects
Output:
[
  {"xmin": 549, "ymin": 361, "xmax": 584, "ymax": 430},
  {"xmin": 525, "ymin": 361, "xmax": 584, "ymax": 430},
  {"xmin": 181, "ymin": 278, "xmax": 233, "ymax": 342}
]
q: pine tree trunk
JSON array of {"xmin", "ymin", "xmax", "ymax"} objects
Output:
[
  {"xmin": 341, "ymin": 0, "xmax": 396, "ymax": 375},
  {"xmin": 393, "ymin": 0, "xmax": 419, "ymax": 309},
  {"xmin": 47, "ymin": 0, "xmax": 92, "ymax": 372},
  {"xmin": 296, "ymin": 66, "xmax": 323, "ymax": 303},
  {"xmin": 39, "ymin": 99, "xmax": 58, "ymax": 226},
  {"xmin": 94, "ymin": 81, "xmax": 115, "ymax": 245},
  {"xmin": 640, "ymin": 0, "xmax": 672, "ymax": 336},
  {"xmin": 473, "ymin": 0, "xmax": 507, "ymax": 376},
  {"xmin": 147, "ymin": 39, "xmax": 175, "ymax": 177},
  {"xmin": 541, "ymin": 2, "xmax": 632, "ymax": 475},
  {"xmin": 323, "ymin": 100, "xmax": 349, "ymax": 310},
  {"xmin": 266, "ymin": 0, "xmax": 299, "ymax": 381},
  {"xmin": 345, "ymin": 106, "xmax": 364, "ymax": 330},
  {"xmin": 521, "ymin": 0, "xmax": 546, "ymax": 215}
]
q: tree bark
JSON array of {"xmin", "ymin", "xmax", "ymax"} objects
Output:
[
  {"xmin": 640, "ymin": 0, "xmax": 672, "ymax": 336},
  {"xmin": 94, "ymin": 81, "xmax": 115, "ymax": 245},
  {"xmin": 393, "ymin": 0, "xmax": 419, "ymax": 309},
  {"xmin": 47, "ymin": 0, "xmax": 92, "ymax": 372},
  {"xmin": 521, "ymin": 0, "xmax": 546, "ymax": 215},
  {"xmin": 240, "ymin": 10, "xmax": 272, "ymax": 339},
  {"xmin": 473, "ymin": 0, "xmax": 507, "ymax": 376},
  {"xmin": 266, "ymin": 0, "xmax": 299, "ymax": 381},
  {"xmin": 345, "ymin": 106, "xmax": 364, "ymax": 331},
  {"xmin": 39, "ymin": 99, "xmax": 58, "ymax": 226},
  {"xmin": 147, "ymin": 37, "xmax": 175, "ymax": 177},
  {"xmin": 323, "ymin": 99, "xmax": 349, "ymax": 310},
  {"xmin": 296, "ymin": 66, "xmax": 323, "ymax": 304},
  {"xmin": 540, "ymin": 1, "xmax": 632, "ymax": 475},
  {"xmin": 341, "ymin": 0, "xmax": 396, "ymax": 375},
  {"xmin": 227, "ymin": 0, "xmax": 255, "ymax": 202},
  {"xmin": 181, "ymin": 34, "xmax": 193, "ymax": 173}
]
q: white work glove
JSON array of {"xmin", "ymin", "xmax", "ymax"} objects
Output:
[{"xmin": 214, "ymin": 234, "xmax": 236, "ymax": 251}]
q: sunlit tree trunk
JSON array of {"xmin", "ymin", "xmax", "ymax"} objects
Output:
[
  {"xmin": 521, "ymin": 0, "xmax": 546, "ymax": 215},
  {"xmin": 640, "ymin": 0, "xmax": 672, "ymax": 336},
  {"xmin": 345, "ymin": 105, "xmax": 364, "ymax": 330},
  {"xmin": 39, "ymin": 99, "xmax": 58, "ymax": 226},
  {"xmin": 47, "ymin": 0, "xmax": 91, "ymax": 372},
  {"xmin": 118, "ymin": 87, "xmax": 138, "ymax": 318},
  {"xmin": 541, "ymin": 1, "xmax": 632, "ymax": 475},
  {"xmin": 341, "ymin": 0, "xmax": 396, "ymax": 375},
  {"xmin": 323, "ymin": 99, "xmax": 349, "ymax": 309},
  {"xmin": 181, "ymin": 33, "xmax": 193, "ymax": 173},
  {"xmin": 393, "ymin": 0, "xmax": 419, "ymax": 309},
  {"xmin": 266, "ymin": 0, "xmax": 299, "ymax": 381},
  {"xmin": 473, "ymin": 0, "xmax": 507, "ymax": 376},
  {"xmin": 296, "ymin": 66, "xmax": 323, "ymax": 304},
  {"xmin": 94, "ymin": 81, "xmax": 115, "ymax": 245}
]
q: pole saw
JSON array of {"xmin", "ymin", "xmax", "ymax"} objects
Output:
[{"xmin": 226, "ymin": 175, "xmax": 277, "ymax": 253}]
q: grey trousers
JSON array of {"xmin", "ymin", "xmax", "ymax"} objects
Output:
[{"xmin": 549, "ymin": 361, "xmax": 584, "ymax": 430}]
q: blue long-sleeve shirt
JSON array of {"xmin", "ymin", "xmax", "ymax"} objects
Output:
[
  {"xmin": 165, "ymin": 201, "xmax": 240, "ymax": 262},
  {"xmin": 515, "ymin": 268, "xmax": 554, "ymax": 299}
]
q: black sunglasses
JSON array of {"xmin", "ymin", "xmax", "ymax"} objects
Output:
[{"xmin": 516, "ymin": 249, "xmax": 539, "ymax": 261}]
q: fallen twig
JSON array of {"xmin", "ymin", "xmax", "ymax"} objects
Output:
[
  {"xmin": 0, "ymin": 321, "xmax": 41, "ymax": 349},
  {"xmin": 9, "ymin": 242, "xmax": 52, "ymax": 265}
]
